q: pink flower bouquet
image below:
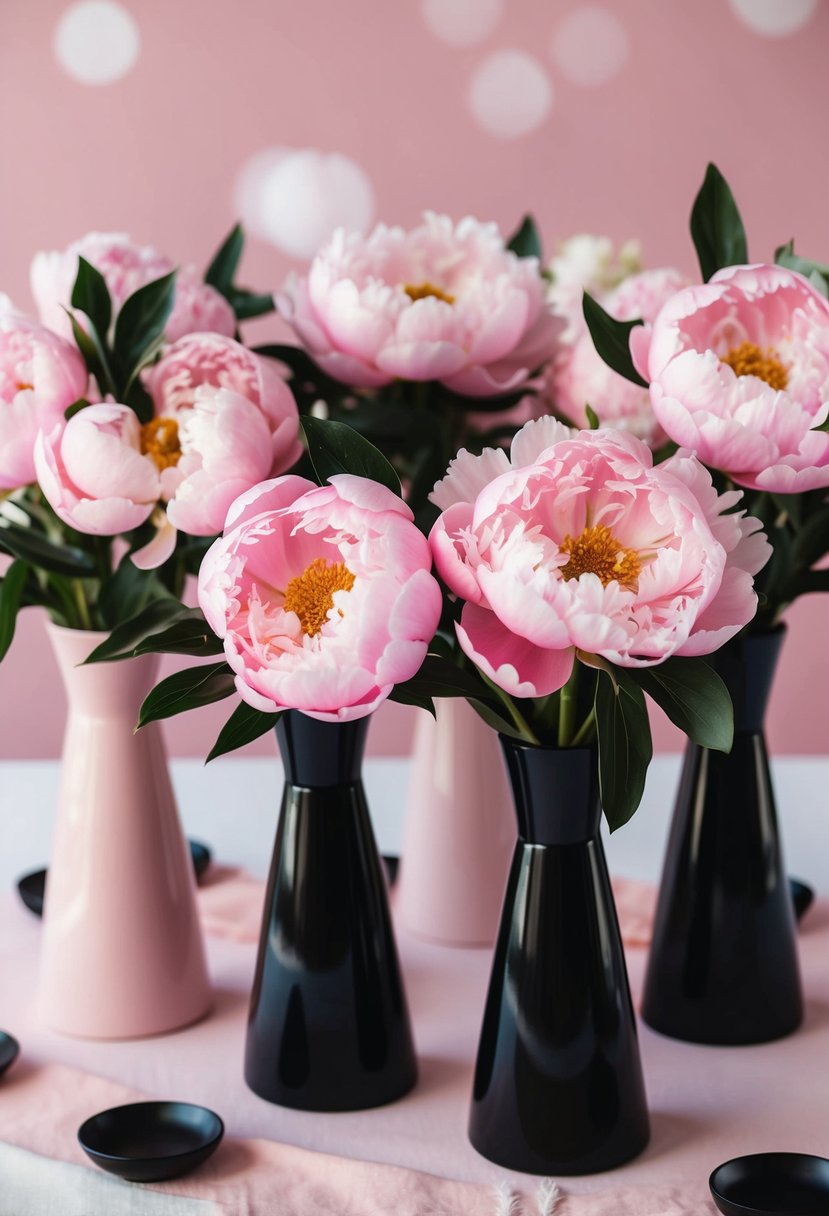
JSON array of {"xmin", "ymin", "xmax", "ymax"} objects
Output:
[
  {"xmin": 582, "ymin": 164, "xmax": 829, "ymax": 628},
  {"xmin": 422, "ymin": 416, "xmax": 767, "ymax": 827},
  {"xmin": 0, "ymin": 226, "xmax": 294, "ymax": 650}
]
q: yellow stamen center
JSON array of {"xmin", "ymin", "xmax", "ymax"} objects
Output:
[
  {"xmin": 559, "ymin": 524, "xmax": 641, "ymax": 590},
  {"xmin": 404, "ymin": 281, "xmax": 456, "ymax": 305},
  {"xmin": 140, "ymin": 417, "xmax": 182, "ymax": 471},
  {"xmin": 283, "ymin": 557, "xmax": 355, "ymax": 637},
  {"xmin": 721, "ymin": 341, "xmax": 788, "ymax": 391},
  {"xmin": 15, "ymin": 382, "xmax": 33, "ymax": 392}
]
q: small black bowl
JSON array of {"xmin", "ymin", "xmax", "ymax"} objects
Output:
[
  {"xmin": 710, "ymin": 1152, "xmax": 829, "ymax": 1215},
  {"xmin": 0, "ymin": 1031, "xmax": 19, "ymax": 1077},
  {"xmin": 789, "ymin": 878, "xmax": 815, "ymax": 922},
  {"xmin": 17, "ymin": 839, "xmax": 212, "ymax": 917},
  {"xmin": 78, "ymin": 1101, "xmax": 224, "ymax": 1183}
]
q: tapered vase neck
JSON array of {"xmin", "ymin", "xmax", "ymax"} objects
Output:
[
  {"xmin": 499, "ymin": 739, "xmax": 601, "ymax": 845},
  {"xmin": 710, "ymin": 627, "xmax": 785, "ymax": 734},
  {"xmin": 275, "ymin": 711, "xmax": 369, "ymax": 788}
]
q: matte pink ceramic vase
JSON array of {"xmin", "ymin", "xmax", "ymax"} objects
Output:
[
  {"xmin": 397, "ymin": 698, "xmax": 514, "ymax": 947},
  {"xmin": 38, "ymin": 623, "xmax": 211, "ymax": 1038}
]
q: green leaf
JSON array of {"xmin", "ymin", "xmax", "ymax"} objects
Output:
[
  {"xmin": 627, "ymin": 658, "xmax": 733, "ymax": 752},
  {"xmin": 113, "ymin": 270, "xmax": 177, "ymax": 386},
  {"xmin": 67, "ymin": 311, "xmax": 114, "ymax": 396},
  {"xmin": 792, "ymin": 505, "xmax": 829, "ymax": 568},
  {"xmin": 84, "ymin": 598, "xmax": 191, "ymax": 663},
  {"xmin": 387, "ymin": 686, "xmax": 437, "ymax": 717},
  {"xmin": 138, "ymin": 661, "xmax": 236, "ymax": 727},
  {"xmin": 390, "ymin": 653, "xmax": 500, "ymax": 706},
  {"xmin": 690, "ymin": 163, "xmax": 748, "ymax": 282},
  {"xmin": 206, "ymin": 699, "xmax": 281, "ymax": 762},
  {"xmin": 594, "ymin": 667, "xmax": 653, "ymax": 831},
  {"xmin": 229, "ymin": 287, "xmax": 274, "ymax": 320},
  {"xmin": 97, "ymin": 557, "xmax": 173, "ymax": 632},
  {"xmin": 64, "ymin": 397, "xmax": 91, "ymax": 421},
  {"xmin": 585, "ymin": 403, "xmax": 600, "ymax": 430},
  {"xmin": 582, "ymin": 293, "xmax": 648, "ymax": 388},
  {"xmin": 131, "ymin": 611, "xmax": 225, "ymax": 659},
  {"xmin": 71, "ymin": 256, "xmax": 112, "ymax": 339},
  {"xmin": 301, "ymin": 416, "xmax": 402, "ymax": 496},
  {"xmin": 774, "ymin": 240, "xmax": 829, "ymax": 297},
  {"xmin": 467, "ymin": 697, "xmax": 526, "ymax": 742},
  {"xmin": 205, "ymin": 223, "xmax": 244, "ymax": 293},
  {"xmin": 0, "ymin": 523, "xmax": 96, "ymax": 577},
  {"xmin": 506, "ymin": 214, "xmax": 542, "ymax": 260},
  {"xmin": 0, "ymin": 560, "xmax": 29, "ymax": 662}
]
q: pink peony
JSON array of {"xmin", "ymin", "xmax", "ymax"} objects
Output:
[
  {"xmin": 429, "ymin": 419, "xmax": 768, "ymax": 697},
  {"xmin": 34, "ymin": 403, "xmax": 160, "ymax": 536},
  {"xmin": 145, "ymin": 332, "xmax": 299, "ymax": 440},
  {"xmin": 30, "ymin": 232, "xmax": 236, "ymax": 344},
  {"xmin": 198, "ymin": 475, "xmax": 443, "ymax": 722},
  {"xmin": 35, "ymin": 379, "xmax": 301, "ymax": 564},
  {"xmin": 279, "ymin": 213, "xmax": 560, "ymax": 397},
  {"xmin": 641, "ymin": 264, "xmax": 829, "ymax": 492},
  {"xmin": 546, "ymin": 234, "xmax": 642, "ymax": 343},
  {"xmin": 550, "ymin": 268, "xmax": 689, "ymax": 447},
  {"xmin": 0, "ymin": 309, "xmax": 88, "ymax": 490}
]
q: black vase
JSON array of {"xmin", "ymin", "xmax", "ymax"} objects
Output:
[
  {"xmin": 642, "ymin": 627, "xmax": 803, "ymax": 1045},
  {"xmin": 468, "ymin": 739, "xmax": 650, "ymax": 1175},
  {"xmin": 244, "ymin": 711, "xmax": 417, "ymax": 1110}
]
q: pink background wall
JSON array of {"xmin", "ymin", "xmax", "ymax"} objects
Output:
[{"xmin": 0, "ymin": 0, "xmax": 827, "ymax": 758}]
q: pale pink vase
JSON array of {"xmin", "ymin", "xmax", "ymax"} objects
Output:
[
  {"xmin": 38, "ymin": 623, "xmax": 211, "ymax": 1038},
  {"xmin": 397, "ymin": 699, "xmax": 514, "ymax": 947}
]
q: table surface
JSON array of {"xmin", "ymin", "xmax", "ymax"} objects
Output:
[{"xmin": 1, "ymin": 753, "xmax": 827, "ymax": 1202}]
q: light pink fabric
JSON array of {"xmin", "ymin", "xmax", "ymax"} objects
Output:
[
  {"xmin": 197, "ymin": 864, "xmax": 658, "ymax": 948},
  {"xmin": 0, "ymin": 1062, "xmax": 709, "ymax": 1214}
]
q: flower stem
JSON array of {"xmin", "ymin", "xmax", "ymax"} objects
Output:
[
  {"xmin": 72, "ymin": 580, "xmax": 92, "ymax": 631},
  {"xmin": 557, "ymin": 663, "xmax": 580, "ymax": 748},
  {"xmin": 571, "ymin": 707, "xmax": 597, "ymax": 748}
]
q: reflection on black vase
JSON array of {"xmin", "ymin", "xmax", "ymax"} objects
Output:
[
  {"xmin": 469, "ymin": 739, "xmax": 650, "ymax": 1175},
  {"xmin": 642, "ymin": 627, "xmax": 803, "ymax": 1045},
  {"xmin": 244, "ymin": 711, "xmax": 417, "ymax": 1110}
]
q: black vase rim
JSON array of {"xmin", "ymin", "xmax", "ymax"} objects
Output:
[
  {"xmin": 497, "ymin": 735, "xmax": 596, "ymax": 757},
  {"xmin": 744, "ymin": 621, "xmax": 787, "ymax": 639}
]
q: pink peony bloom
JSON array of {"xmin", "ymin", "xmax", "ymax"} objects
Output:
[
  {"xmin": 145, "ymin": 332, "xmax": 299, "ymax": 443},
  {"xmin": 642, "ymin": 264, "xmax": 829, "ymax": 492},
  {"xmin": 35, "ymin": 378, "xmax": 301, "ymax": 564},
  {"xmin": 429, "ymin": 420, "xmax": 768, "ymax": 697},
  {"xmin": 0, "ymin": 309, "xmax": 88, "ymax": 490},
  {"xmin": 198, "ymin": 475, "xmax": 443, "ymax": 722},
  {"xmin": 550, "ymin": 268, "xmax": 689, "ymax": 447},
  {"xmin": 279, "ymin": 213, "xmax": 560, "ymax": 397},
  {"xmin": 30, "ymin": 232, "xmax": 236, "ymax": 344},
  {"xmin": 34, "ymin": 403, "xmax": 160, "ymax": 536},
  {"xmin": 546, "ymin": 234, "xmax": 642, "ymax": 344}
]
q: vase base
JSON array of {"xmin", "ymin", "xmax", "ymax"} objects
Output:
[
  {"xmin": 244, "ymin": 1064, "xmax": 417, "ymax": 1113},
  {"xmin": 642, "ymin": 1007, "xmax": 803, "ymax": 1047},
  {"xmin": 468, "ymin": 1120, "xmax": 650, "ymax": 1177},
  {"xmin": 39, "ymin": 992, "xmax": 212, "ymax": 1041}
]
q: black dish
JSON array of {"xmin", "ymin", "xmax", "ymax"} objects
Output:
[
  {"xmin": 789, "ymin": 878, "xmax": 815, "ymax": 921},
  {"xmin": 16, "ymin": 839, "xmax": 212, "ymax": 917},
  {"xmin": 0, "ymin": 1031, "xmax": 19, "ymax": 1077},
  {"xmin": 78, "ymin": 1101, "xmax": 224, "ymax": 1183},
  {"xmin": 710, "ymin": 1153, "xmax": 829, "ymax": 1215}
]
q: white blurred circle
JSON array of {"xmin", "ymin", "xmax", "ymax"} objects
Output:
[
  {"xmin": 234, "ymin": 149, "xmax": 375, "ymax": 259},
  {"xmin": 552, "ymin": 6, "xmax": 629, "ymax": 86},
  {"xmin": 468, "ymin": 50, "xmax": 553, "ymax": 139},
  {"xmin": 728, "ymin": 0, "xmax": 818, "ymax": 36},
  {"xmin": 421, "ymin": 0, "xmax": 504, "ymax": 47},
  {"xmin": 54, "ymin": 1, "xmax": 140, "ymax": 85}
]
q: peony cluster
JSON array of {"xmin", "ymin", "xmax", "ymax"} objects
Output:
[
  {"xmin": 546, "ymin": 233, "xmax": 642, "ymax": 343},
  {"xmin": 280, "ymin": 212, "xmax": 560, "ymax": 397},
  {"xmin": 31, "ymin": 232, "xmax": 236, "ymax": 344},
  {"xmin": 639, "ymin": 264, "xmax": 829, "ymax": 492},
  {"xmin": 429, "ymin": 417, "xmax": 769, "ymax": 698},
  {"xmin": 35, "ymin": 335, "xmax": 300, "ymax": 566},
  {"xmin": 550, "ymin": 263, "xmax": 688, "ymax": 448},
  {"xmin": 198, "ymin": 475, "xmax": 443, "ymax": 721}
]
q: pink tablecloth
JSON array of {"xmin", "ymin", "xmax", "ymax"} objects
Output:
[{"xmin": 1, "ymin": 889, "xmax": 827, "ymax": 1212}]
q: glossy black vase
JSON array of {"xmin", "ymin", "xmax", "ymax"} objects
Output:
[
  {"xmin": 469, "ymin": 740, "xmax": 650, "ymax": 1175},
  {"xmin": 244, "ymin": 711, "xmax": 417, "ymax": 1110},
  {"xmin": 642, "ymin": 627, "xmax": 803, "ymax": 1045}
]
